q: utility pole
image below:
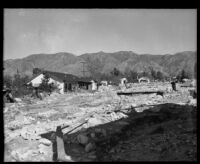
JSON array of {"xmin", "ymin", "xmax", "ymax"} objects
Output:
[{"xmin": 80, "ymin": 61, "xmax": 87, "ymax": 77}]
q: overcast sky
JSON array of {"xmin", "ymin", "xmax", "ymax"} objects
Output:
[{"xmin": 4, "ymin": 9, "xmax": 196, "ymax": 60}]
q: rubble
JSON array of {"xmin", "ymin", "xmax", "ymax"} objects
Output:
[
  {"xmin": 187, "ymin": 99, "xmax": 197, "ymax": 106},
  {"xmin": 15, "ymin": 98, "xmax": 22, "ymax": 102},
  {"xmin": 85, "ymin": 142, "xmax": 95, "ymax": 152},
  {"xmin": 4, "ymin": 82, "xmax": 197, "ymax": 161},
  {"xmin": 77, "ymin": 134, "xmax": 89, "ymax": 145}
]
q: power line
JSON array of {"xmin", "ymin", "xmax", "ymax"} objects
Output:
[{"xmin": 80, "ymin": 61, "xmax": 87, "ymax": 77}]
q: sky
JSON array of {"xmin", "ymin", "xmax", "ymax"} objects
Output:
[{"xmin": 4, "ymin": 9, "xmax": 196, "ymax": 60}]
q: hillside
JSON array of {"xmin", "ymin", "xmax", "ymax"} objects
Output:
[{"xmin": 4, "ymin": 51, "xmax": 196, "ymax": 78}]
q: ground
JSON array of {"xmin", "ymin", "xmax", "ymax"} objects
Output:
[{"xmin": 4, "ymin": 82, "xmax": 197, "ymax": 161}]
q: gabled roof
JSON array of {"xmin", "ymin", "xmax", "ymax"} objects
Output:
[
  {"xmin": 27, "ymin": 70, "xmax": 79, "ymax": 84},
  {"xmin": 44, "ymin": 70, "xmax": 79, "ymax": 83}
]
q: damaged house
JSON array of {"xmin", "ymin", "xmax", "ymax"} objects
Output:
[{"xmin": 27, "ymin": 69, "xmax": 98, "ymax": 93}]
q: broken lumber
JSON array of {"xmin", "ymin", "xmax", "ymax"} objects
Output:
[
  {"xmin": 61, "ymin": 112, "xmax": 95, "ymax": 134},
  {"xmin": 117, "ymin": 91, "xmax": 164, "ymax": 97},
  {"xmin": 53, "ymin": 126, "xmax": 73, "ymax": 162}
]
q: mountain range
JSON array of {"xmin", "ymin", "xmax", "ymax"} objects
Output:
[{"xmin": 4, "ymin": 51, "xmax": 196, "ymax": 78}]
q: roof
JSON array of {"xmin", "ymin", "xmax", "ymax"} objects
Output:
[
  {"xmin": 45, "ymin": 71, "xmax": 79, "ymax": 83},
  {"xmin": 77, "ymin": 77, "xmax": 93, "ymax": 83},
  {"xmin": 27, "ymin": 70, "xmax": 79, "ymax": 84}
]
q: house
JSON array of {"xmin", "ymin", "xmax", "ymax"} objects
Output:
[
  {"xmin": 28, "ymin": 68, "xmax": 100, "ymax": 93},
  {"xmin": 27, "ymin": 70, "xmax": 79, "ymax": 94},
  {"xmin": 101, "ymin": 80, "xmax": 108, "ymax": 86},
  {"xmin": 120, "ymin": 78, "xmax": 128, "ymax": 86},
  {"xmin": 77, "ymin": 77, "xmax": 98, "ymax": 91}
]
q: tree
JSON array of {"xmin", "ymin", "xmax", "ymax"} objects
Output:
[
  {"xmin": 130, "ymin": 70, "xmax": 138, "ymax": 82},
  {"xmin": 156, "ymin": 71, "xmax": 163, "ymax": 80},
  {"xmin": 33, "ymin": 68, "xmax": 43, "ymax": 75},
  {"xmin": 177, "ymin": 69, "xmax": 189, "ymax": 82},
  {"xmin": 5, "ymin": 73, "xmax": 32, "ymax": 97},
  {"xmin": 141, "ymin": 71, "xmax": 149, "ymax": 77},
  {"xmin": 111, "ymin": 67, "xmax": 121, "ymax": 76},
  {"xmin": 194, "ymin": 62, "xmax": 197, "ymax": 79},
  {"xmin": 4, "ymin": 75, "xmax": 12, "ymax": 88},
  {"xmin": 181, "ymin": 70, "xmax": 186, "ymax": 79},
  {"xmin": 13, "ymin": 69, "xmax": 21, "ymax": 88},
  {"xmin": 38, "ymin": 73, "xmax": 59, "ymax": 94},
  {"xmin": 150, "ymin": 68, "xmax": 157, "ymax": 80},
  {"xmin": 39, "ymin": 73, "xmax": 51, "ymax": 93}
]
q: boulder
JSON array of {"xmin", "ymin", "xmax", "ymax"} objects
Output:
[
  {"xmin": 187, "ymin": 99, "xmax": 197, "ymax": 106},
  {"xmin": 90, "ymin": 132, "xmax": 96, "ymax": 138},
  {"xmin": 131, "ymin": 103, "xmax": 137, "ymax": 108},
  {"xmin": 85, "ymin": 142, "xmax": 95, "ymax": 153},
  {"xmin": 77, "ymin": 134, "xmax": 89, "ymax": 145},
  {"xmin": 15, "ymin": 98, "xmax": 22, "ymax": 102},
  {"xmin": 166, "ymin": 87, "xmax": 172, "ymax": 92},
  {"xmin": 38, "ymin": 144, "xmax": 50, "ymax": 155}
]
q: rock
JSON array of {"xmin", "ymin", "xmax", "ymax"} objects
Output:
[
  {"xmin": 59, "ymin": 155, "xmax": 73, "ymax": 162},
  {"xmin": 77, "ymin": 134, "xmax": 89, "ymax": 145},
  {"xmin": 39, "ymin": 138, "xmax": 52, "ymax": 146},
  {"xmin": 101, "ymin": 129, "xmax": 107, "ymax": 137},
  {"xmin": 15, "ymin": 98, "xmax": 22, "ymax": 102},
  {"xmin": 38, "ymin": 144, "xmax": 50, "ymax": 155},
  {"xmin": 117, "ymin": 121, "xmax": 129, "ymax": 126},
  {"xmin": 156, "ymin": 95, "xmax": 163, "ymax": 99},
  {"xmin": 88, "ymin": 154, "xmax": 96, "ymax": 159},
  {"xmin": 94, "ymin": 128, "xmax": 102, "ymax": 133},
  {"xmin": 187, "ymin": 99, "xmax": 197, "ymax": 106},
  {"xmin": 131, "ymin": 103, "xmax": 137, "ymax": 108},
  {"xmin": 189, "ymin": 89, "xmax": 197, "ymax": 98},
  {"xmin": 4, "ymin": 107, "xmax": 8, "ymax": 113},
  {"xmin": 11, "ymin": 149, "xmax": 34, "ymax": 161},
  {"xmin": 149, "ymin": 106, "xmax": 161, "ymax": 112},
  {"xmin": 85, "ymin": 142, "xmax": 95, "ymax": 153},
  {"xmin": 166, "ymin": 87, "xmax": 172, "ymax": 92},
  {"xmin": 110, "ymin": 112, "xmax": 119, "ymax": 121},
  {"xmin": 90, "ymin": 133, "xmax": 96, "ymax": 138}
]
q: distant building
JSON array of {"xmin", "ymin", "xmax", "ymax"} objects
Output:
[
  {"xmin": 101, "ymin": 80, "xmax": 108, "ymax": 86},
  {"xmin": 138, "ymin": 77, "xmax": 150, "ymax": 83},
  {"xmin": 120, "ymin": 78, "xmax": 127, "ymax": 85}
]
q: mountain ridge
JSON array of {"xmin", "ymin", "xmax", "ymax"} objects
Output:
[{"xmin": 4, "ymin": 51, "xmax": 196, "ymax": 78}]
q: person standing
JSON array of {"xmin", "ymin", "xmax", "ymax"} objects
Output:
[{"xmin": 171, "ymin": 79, "xmax": 177, "ymax": 91}]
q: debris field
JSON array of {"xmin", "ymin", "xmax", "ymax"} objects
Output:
[{"xmin": 4, "ymin": 82, "xmax": 197, "ymax": 161}]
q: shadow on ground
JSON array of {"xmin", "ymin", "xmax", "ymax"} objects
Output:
[{"xmin": 40, "ymin": 103, "xmax": 197, "ymax": 161}]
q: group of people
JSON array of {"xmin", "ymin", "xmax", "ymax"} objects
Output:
[{"xmin": 3, "ymin": 85, "xmax": 15, "ymax": 106}]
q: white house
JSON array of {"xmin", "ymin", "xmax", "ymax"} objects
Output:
[
  {"xmin": 27, "ymin": 71, "xmax": 79, "ymax": 94},
  {"xmin": 27, "ymin": 73, "xmax": 65, "ymax": 94}
]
